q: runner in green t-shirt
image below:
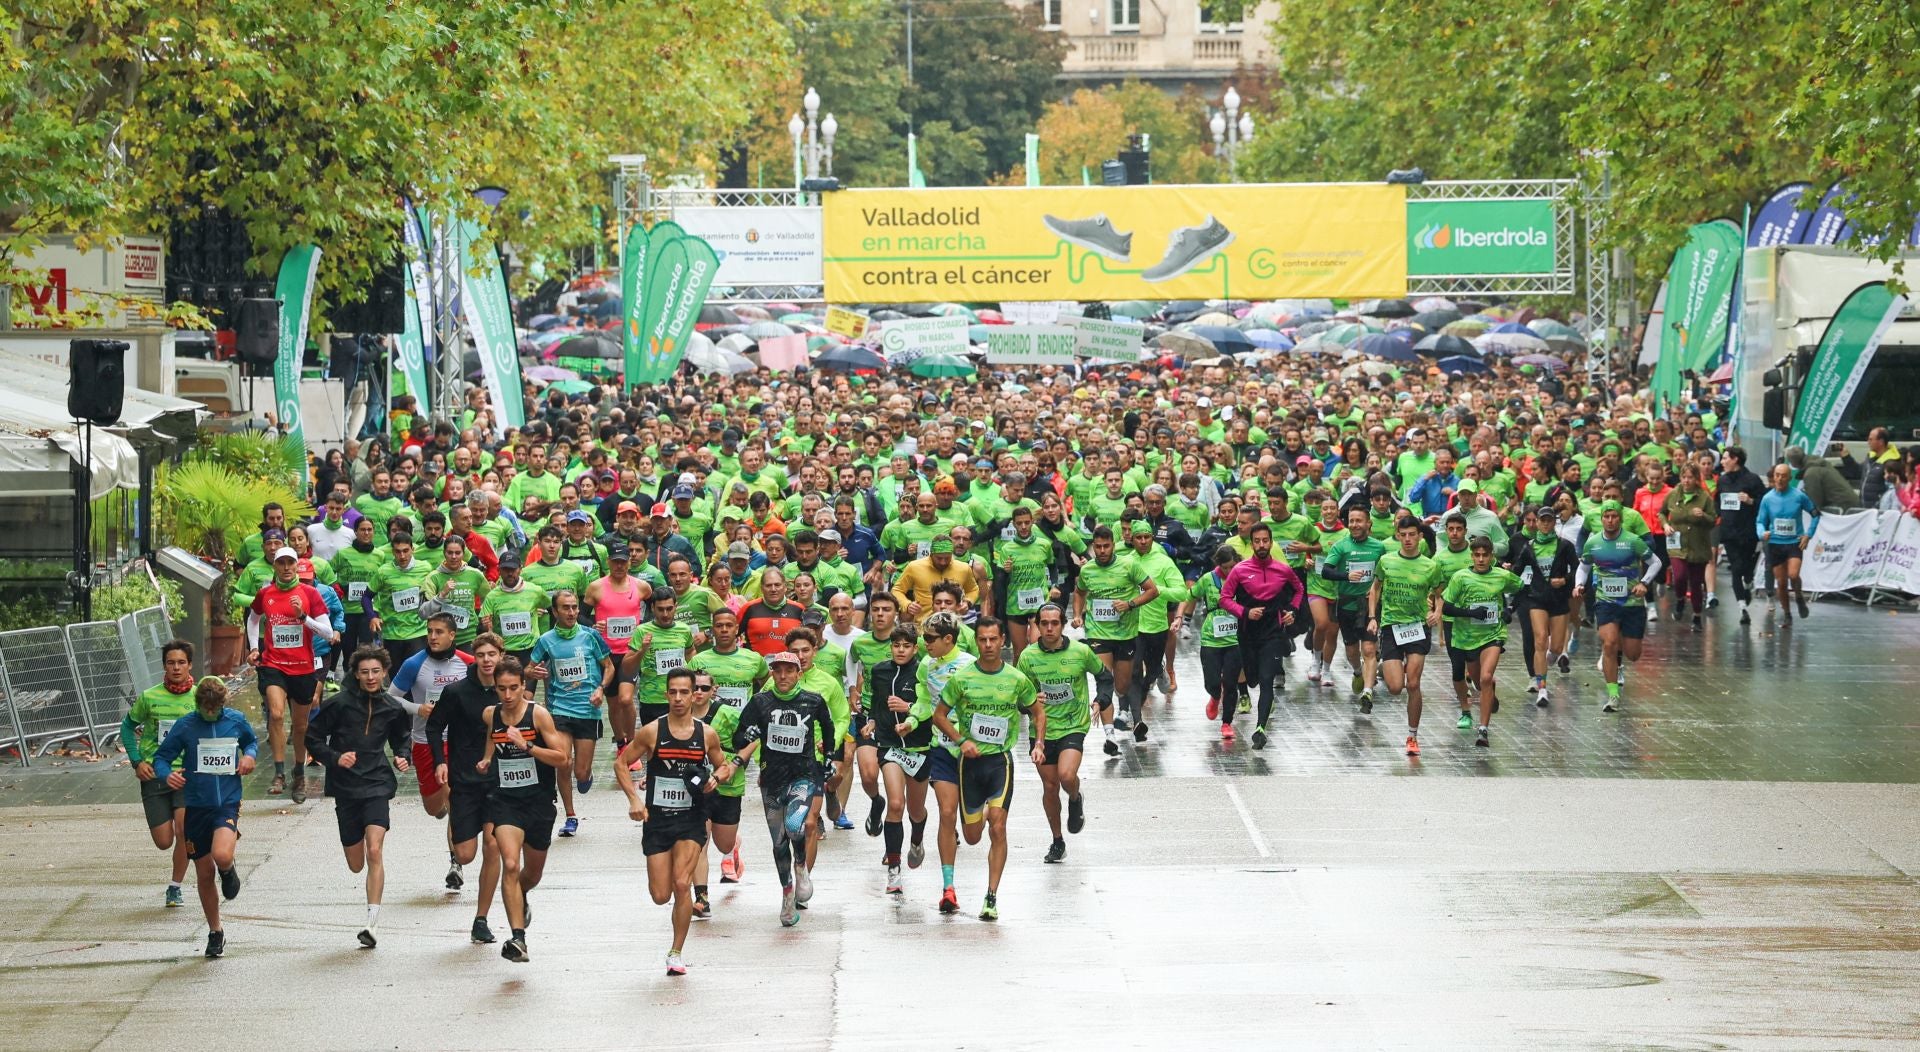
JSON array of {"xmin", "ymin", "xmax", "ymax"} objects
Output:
[
  {"xmin": 478, "ymin": 552, "xmax": 549, "ymax": 658},
  {"xmin": 994, "ymin": 506, "xmax": 1059, "ymax": 658},
  {"xmin": 1072, "ymin": 525, "xmax": 1158, "ymax": 752},
  {"xmin": 424, "ymin": 537, "xmax": 491, "ymax": 648},
  {"xmin": 1441, "ymin": 536, "xmax": 1525, "ymax": 749},
  {"xmin": 1302, "ymin": 496, "xmax": 1349, "ymax": 688},
  {"xmin": 626, "ymin": 591, "xmax": 697, "ymax": 726},
  {"xmin": 1014, "ymin": 604, "xmax": 1104, "ymax": 864},
  {"xmin": 1319, "ymin": 506, "xmax": 1388, "ymax": 706},
  {"xmin": 916, "ymin": 611, "xmax": 977, "ymax": 917},
  {"xmin": 932, "ymin": 618, "xmax": 1042, "ymax": 922},
  {"xmin": 1367, "ymin": 516, "xmax": 1444, "ymax": 754},
  {"xmin": 121, "ymin": 640, "xmax": 199, "ymax": 907},
  {"xmin": 369, "ymin": 535, "xmax": 437, "ymax": 660},
  {"xmin": 1183, "ymin": 545, "xmax": 1246, "ymax": 732},
  {"xmin": 1429, "ymin": 513, "xmax": 1478, "ymax": 728},
  {"xmin": 522, "ymin": 526, "xmax": 590, "ymax": 608}
]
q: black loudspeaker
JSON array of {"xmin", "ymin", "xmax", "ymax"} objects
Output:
[
  {"xmin": 237, "ymin": 297, "xmax": 282, "ymax": 362},
  {"xmin": 331, "ymin": 251, "xmax": 407, "ymax": 334},
  {"xmin": 69, "ymin": 339, "xmax": 128, "ymax": 425}
]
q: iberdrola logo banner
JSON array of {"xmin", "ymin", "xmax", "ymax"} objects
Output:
[
  {"xmin": 396, "ymin": 204, "xmax": 434, "ymax": 418},
  {"xmin": 623, "ymin": 221, "xmax": 720, "ymax": 388},
  {"xmin": 273, "ymin": 243, "xmax": 320, "ymax": 486},
  {"xmin": 1786, "ymin": 282, "xmax": 1908, "ymax": 455}
]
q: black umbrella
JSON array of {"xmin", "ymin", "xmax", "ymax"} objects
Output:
[
  {"xmin": 1357, "ymin": 298, "xmax": 1415, "ymax": 318},
  {"xmin": 1357, "ymin": 333, "xmax": 1419, "ymax": 361},
  {"xmin": 551, "ymin": 332, "xmax": 623, "ymax": 359},
  {"xmin": 816, "ymin": 345, "xmax": 887, "ymax": 371},
  {"xmin": 699, "ymin": 304, "xmax": 741, "ymax": 326},
  {"xmin": 1184, "ymin": 325, "xmax": 1255, "ymax": 355},
  {"xmin": 1411, "ymin": 309, "xmax": 1464, "ymax": 330},
  {"xmin": 1159, "ymin": 300, "xmax": 1207, "ymax": 323},
  {"xmin": 869, "ymin": 309, "xmax": 910, "ymax": 321},
  {"xmin": 1413, "ymin": 333, "xmax": 1477, "ymax": 358}
]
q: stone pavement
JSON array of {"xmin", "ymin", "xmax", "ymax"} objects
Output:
[{"xmin": 1, "ymin": 599, "xmax": 1918, "ymax": 1049}]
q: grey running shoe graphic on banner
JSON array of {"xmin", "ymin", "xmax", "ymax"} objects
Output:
[
  {"xmin": 1142, "ymin": 217, "xmax": 1234, "ymax": 282},
  {"xmin": 1042, "ymin": 214, "xmax": 1133, "ymax": 262}
]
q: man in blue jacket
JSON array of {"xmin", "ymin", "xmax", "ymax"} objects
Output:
[{"xmin": 152, "ymin": 677, "xmax": 260, "ymax": 958}]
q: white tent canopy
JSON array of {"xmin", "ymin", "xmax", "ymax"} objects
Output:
[{"xmin": 0, "ymin": 348, "xmax": 206, "ymax": 497}]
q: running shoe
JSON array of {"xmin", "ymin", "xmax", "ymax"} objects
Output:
[
  {"xmin": 268, "ymin": 773, "xmax": 285, "ymax": 796},
  {"xmin": 1708, "ymin": 593, "xmax": 1719, "ymax": 609},
  {"xmin": 781, "ymin": 885, "xmax": 800, "ymax": 927},
  {"xmin": 446, "ymin": 863, "xmax": 465, "ymax": 890},
  {"xmin": 1351, "ymin": 673, "xmax": 1364, "ymax": 693},
  {"xmin": 979, "ymin": 892, "xmax": 999, "ymax": 922},
  {"xmin": 289, "ymin": 772, "xmax": 306, "ymax": 804},
  {"xmin": 720, "ymin": 849, "xmax": 740, "ymax": 884},
  {"xmin": 886, "ymin": 864, "xmax": 904, "ymax": 894},
  {"xmin": 204, "ymin": 930, "xmax": 225, "ymax": 959},
  {"xmin": 1251, "ymin": 727, "xmax": 1268, "ymax": 750},
  {"xmin": 908, "ymin": 842, "xmax": 925, "ymax": 868},
  {"xmin": 1142, "ymin": 217, "xmax": 1234, "ymax": 282},
  {"xmin": 1067, "ymin": 794, "xmax": 1085, "ymax": 834},
  {"xmin": 1156, "ymin": 672, "xmax": 1172, "ymax": 696},
  {"xmin": 1359, "ymin": 689, "xmax": 1373, "ymax": 715},
  {"xmin": 218, "ymin": 866, "xmax": 241, "ymax": 902},
  {"xmin": 1740, "ymin": 607, "xmax": 1752, "ymax": 625},
  {"xmin": 666, "ymin": 951, "xmax": 687, "ymax": 976},
  {"xmin": 357, "ymin": 928, "xmax": 377, "ymax": 949},
  {"xmin": 1648, "ymin": 607, "xmax": 1659, "ymax": 622},
  {"xmin": 1405, "ymin": 736, "xmax": 1420, "ymax": 756},
  {"xmin": 1474, "ymin": 730, "xmax": 1489, "ymax": 748},
  {"xmin": 1221, "ymin": 723, "xmax": 1235, "ymax": 741},
  {"xmin": 1205, "ymin": 696, "xmax": 1220, "ymax": 721},
  {"xmin": 1796, "ymin": 596, "xmax": 1811, "ymax": 619},
  {"xmin": 471, "ymin": 917, "xmax": 496, "ymax": 944},
  {"xmin": 576, "ymin": 774, "xmax": 592, "ymax": 795},
  {"xmin": 1601, "ymin": 696, "xmax": 1618, "ymax": 713},
  {"xmin": 1111, "ymin": 715, "xmax": 1132, "ymax": 732},
  {"xmin": 865, "ymin": 801, "xmax": 884, "ymax": 837},
  {"xmin": 165, "ymin": 885, "xmax": 184, "ymax": 908},
  {"xmin": 1103, "ymin": 735, "xmax": 1120, "ymax": 757},
  {"xmin": 1237, "ymin": 697, "xmax": 1251, "ymax": 715},
  {"xmin": 1692, "ymin": 615, "xmax": 1702, "ymax": 632},
  {"xmin": 1456, "ymin": 711, "xmax": 1473, "ymax": 730},
  {"xmin": 1535, "ymin": 687, "xmax": 1550, "ymax": 708},
  {"xmin": 834, "ymin": 813, "xmax": 855, "ymax": 831},
  {"xmin": 795, "ymin": 865, "xmax": 815, "ymax": 904},
  {"xmin": 731, "ymin": 846, "xmax": 745, "ymax": 881},
  {"xmin": 502, "ymin": 936, "xmax": 529, "ymax": 963},
  {"xmin": 1557, "ymin": 652, "xmax": 1571, "ymax": 674},
  {"xmin": 559, "ymin": 816, "xmax": 579, "ymax": 838},
  {"xmin": 1132, "ymin": 720, "xmax": 1149, "ymax": 743},
  {"xmin": 692, "ymin": 895, "xmax": 711, "ymax": 920},
  {"xmin": 1782, "ymin": 609, "xmax": 1793, "ymax": 625},
  {"xmin": 1044, "ymin": 839, "xmax": 1066, "ymax": 864},
  {"xmin": 938, "ymin": 887, "xmax": 960, "ymax": 915}
]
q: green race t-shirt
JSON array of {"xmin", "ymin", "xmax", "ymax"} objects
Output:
[
  {"xmin": 1376, "ymin": 550, "xmax": 1443, "ymax": 626},
  {"xmin": 1077, "ymin": 552, "xmax": 1151, "ymax": 640},
  {"xmin": 633, "ymin": 621, "xmax": 696, "ymax": 707},
  {"xmin": 1014, "ymin": 639, "xmax": 1102, "ymax": 738},
  {"xmin": 480, "ymin": 583, "xmax": 550, "ymax": 651},
  {"xmin": 1443, "ymin": 567, "xmax": 1524, "ymax": 650},
  {"xmin": 939, "ymin": 662, "xmax": 1037, "ymax": 757}
]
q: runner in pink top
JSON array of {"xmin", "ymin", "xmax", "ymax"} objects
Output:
[{"xmin": 585, "ymin": 539, "xmax": 651, "ymax": 747}]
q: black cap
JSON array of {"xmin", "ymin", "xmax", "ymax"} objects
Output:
[
  {"xmin": 605, "ymin": 539, "xmax": 630, "ymax": 560},
  {"xmin": 497, "ymin": 548, "xmax": 523, "ymax": 569}
]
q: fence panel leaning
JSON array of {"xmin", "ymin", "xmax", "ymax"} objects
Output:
[
  {"xmin": 121, "ymin": 607, "xmax": 172, "ymax": 696},
  {"xmin": 0, "ymin": 627, "xmax": 97, "ymax": 760},
  {"xmin": 68, "ymin": 620, "xmax": 136, "ymax": 750}
]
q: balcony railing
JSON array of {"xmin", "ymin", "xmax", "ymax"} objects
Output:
[
  {"xmin": 1079, "ymin": 37, "xmax": 1139, "ymax": 64},
  {"xmin": 1192, "ymin": 36, "xmax": 1242, "ymax": 63}
]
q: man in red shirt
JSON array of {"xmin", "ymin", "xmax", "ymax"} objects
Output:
[
  {"xmin": 248, "ymin": 546, "xmax": 341, "ymax": 800},
  {"xmin": 448, "ymin": 504, "xmax": 500, "ymax": 581}
]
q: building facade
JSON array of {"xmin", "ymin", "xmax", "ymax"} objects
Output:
[{"xmin": 1031, "ymin": 0, "xmax": 1278, "ymax": 88}]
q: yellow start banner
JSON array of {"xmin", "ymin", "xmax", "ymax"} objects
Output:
[{"xmin": 822, "ymin": 183, "xmax": 1407, "ymax": 302}]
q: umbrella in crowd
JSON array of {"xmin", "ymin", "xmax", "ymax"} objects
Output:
[
  {"xmin": 1473, "ymin": 332, "xmax": 1549, "ymax": 354},
  {"xmin": 1183, "ymin": 325, "xmax": 1254, "ymax": 355},
  {"xmin": 1153, "ymin": 330, "xmax": 1219, "ymax": 359},
  {"xmin": 524, "ymin": 365, "xmax": 580, "ymax": 384},
  {"xmin": 716, "ymin": 333, "xmax": 756, "ymax": 354},
  {"xmin": 547, "ymin": 379, "xmax": 596, "ymax": 395},
  {"xmin": 731, "ymin": 304, "xmax": 773, "ymax": 322},
  {"xmin": 550, "ymin": 332, "xmax": 621, "ymax": 359},
  {"xmin": 1246, "ymin": 329, "xmax": 1294, "ymax": 351},
  {"xmin": 1192, "ymin": 311, "xmax": 1239, "ymax": 327},
  {"xmin": 1412, "ymin": 296, "xmax": 1457, "ymax": 313},
  {"xmin": 1320, "ymin": 322, "xmax": 1370, "ymax": 346},
  {"xmin": 1513, "ymin": 354, "xmax": 1568, "ymax": 372},
  {"xmin": 1411, "ymin": 309, "xmax": 1463, "ymax": 330},
  {"xmin": 908, "ymin": 352, "xmax": 976, "ymax": 379},
  {"xmin": 527, "ymin": 313, "xmax": 563, "ymax": 331},
  {"xmin": 1356, "ymin": 333, "xmax": 1419, "ymax": 362},
  {"xmin": 1437, "ymin": 355, "xmax": 1491, "ymax": 375},
  {"xmin": 1353, "ymin": 298, "xmax": 1415, "ymax": 318},
  {"xmin": 1441, "ymin": 318, "xmax": 1491, "ymax": 337},
  {"xmin": 1291, "ymin": 336, "xmax": 1348, "ymax": 355},
  {"xmin": 928, "ymin": 303, "xmax": 976, "ymax": 321},
  {"xmin": 745, "ymin": 320, "xmax": 796, "ymax": 340},
  {"xmin": 1414, "ymin": 333, "xmax": 1477, "ymax": 358},
  {"xmin": 815, "ymin": 345, "xmax": 887, "ymax": 372},
  {"xmin": 697, "ymin": 305, "xmax": 741, "ymax": 328},
  {"xmin": 1490, "ymin": 321, "xmax": 1543, "ymax": 338}
]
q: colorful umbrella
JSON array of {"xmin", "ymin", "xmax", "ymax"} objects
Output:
[{"xmin": 909, "ymin": 352, "xmax": 975, "ymax": 378}]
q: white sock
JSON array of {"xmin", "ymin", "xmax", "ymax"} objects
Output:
[
  {"xmin": 1407, "ymin": 727, "xmax": 1417, "ymax": 738},
  {"xmin": 366, "ymin": 904, "xmax": 380, "ymax": 930},
  {"xmin": 168, "ymin": 881, "xmax": 182, "ymax": 891}
]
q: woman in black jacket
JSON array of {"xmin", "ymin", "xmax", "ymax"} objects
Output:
[
  {"xmin": 1506, "ymin": 503, "xmax": 1580, "ymax": 707},
  {"xmin": 304, "ymin": 645, "xmax": 414, "ymax": 949}
]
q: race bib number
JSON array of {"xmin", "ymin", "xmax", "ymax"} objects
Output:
[
  {"xmin": 968, "ymin": 713, "xmax": 1010, "ymax": 746},
  {"xmin": 1089, "ymin": 598, "xmax": 1120, "ymax": 622},
  {"xmin": 1772, "ymin": 517, "xmax": 1797, "ymax": 538},
  {"xmin": 1209, "ymin": 612, "xmax": 1237, "ymax": 637},
  {"xmin": 1519, "ymin": 567, "xmax": 1534, "ymax": 587},
  {"xmin": 884, "ymin": 748, "xmax": 928, "ymax": 776},
  {"xmin": 767, "ymin": 722, "xmax": 808, "ymax": 754},
  {"xmin": 157, "ymin": 719, "xmax": 176, "ymax": 742},
  {"xmin": 426, "ymin": 681, "xmax": 448, "ymax": 704},
  {"xmin": 346, "ymin": 582, "xmax": 368, "ymax": 602},
  {"xmin": 1040, "ymin": 682, "xmax": 1073, "ymax": 707},
  {"xmin": 654, "ymin": 648, "xmax": 686, "ymax": 675},
  {"xmin": 915, "ymin": 541, "xmax": 932, "ymax": 559},
  {"xmin": 392, "ymin": 587, "xmax": 422, "ymax": 612},
  {"xmin": 1720, "ymin": 492, "xmax": 1742, "ymax": 512},
  {"xmin": 196, "ymin": 738, "xmax": 238, "ymax": 775},
  {"xmin": 651, "ymin": 776, "xmax": 692, "ymax": 810},
  {"xmin": 554, "ymin": 656, "xmax": 588, "ymax": 684},
  {"xmin": 1471, "ymin": 602, "xmax": 1499, "ymax": 624},
  {"xmin": 1348, "ymin": 561, "xmax": 1375, "ymax": 583},
  {"xmin": 1016, "ymin": 587, "xmax": 1045, "ymax": 610},
  {"xmin": 716, "ymin": 685, "xmax": 749, "ymax": 708},
  {"xmin": 270, "ymin": 623, "xmax": 304, "ymax": 650},
  {"xmin": 1313, "ymin": 556, "xmax": 1328, "ymax": 575},
  {"xmin": 1392, "ymin": 622, "xmax": 1426, "ymax": 645},
  {"xmin": 448, "ymin": 606, "xmax": 471, "ymax": 630},
  {"xmin": 604, "ymin": 616, "xmax": 636, "ymax": 642},
  {"xmin": 496, "ymin": 756, "xmax": 536, "ymax": 789},
  {"xmin": 499, "ymin": 611, "xmax": 533, "ymax": 637},
  {"xmin": 1599, "ymin": 577, "xmax": 1629, "ymax": 600}
]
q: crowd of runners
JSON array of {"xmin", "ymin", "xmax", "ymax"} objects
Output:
[{"xmin": 124, "ymin": 347, "xmax": 1878, "ymax": 969}]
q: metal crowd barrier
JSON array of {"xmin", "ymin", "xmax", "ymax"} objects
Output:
[{"xmin": 0, "ymin": 605, "xmax": 174, "ymax": 767}]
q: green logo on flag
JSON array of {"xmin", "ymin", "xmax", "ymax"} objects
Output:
[{"xmin": 1406, "ymin": 200, "xmax": 1556, "ymax": 276}]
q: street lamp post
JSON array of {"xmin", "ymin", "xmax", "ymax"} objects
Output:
[
  {"xmin": 1210, "ymin": 86, "xmax": 1253, "ymax": 182},
  {"xmin": 790, "ymin": 87, "xmax": 838, "ymax": 188}
]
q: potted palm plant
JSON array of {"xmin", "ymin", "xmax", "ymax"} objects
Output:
[{"xmin": 155, "ymin": 434, "xmax": 313, "ymax": 672}]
